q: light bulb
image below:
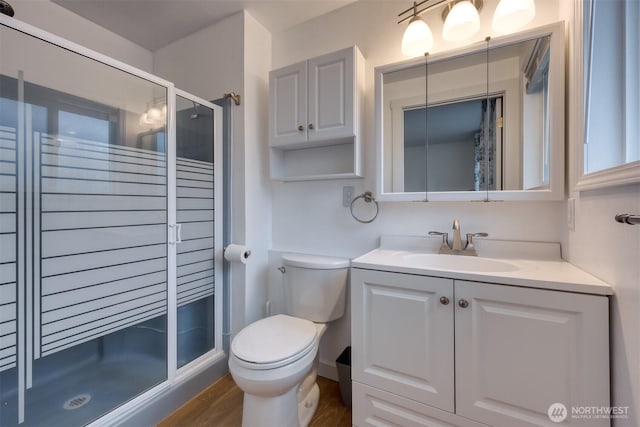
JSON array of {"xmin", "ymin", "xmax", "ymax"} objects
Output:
[
  {"xmin": 401, "ymin": 16, "xmax": 434, "ymax": 57},
  {"xmin": 147, "ymin": 107, "xmax": 162, "ymax": 121},
  {"xmin": 139, "ymin": 112, "xmax": 149, "ymax": 126},
  {"xmin": 442, "ymin": 1, "xmax": 481, "ymax": 42},
  {"xmin": 492, "ymin": 0, "xmax": 535, "ymax": 34}
]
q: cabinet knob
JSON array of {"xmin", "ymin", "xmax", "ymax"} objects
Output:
[
  {"xmin": 439, "ymin": 296, "xmax": 450, "ymax": 305},
  {"xmin": 308, "ymin": 123, "xmax": 314, "ymax": 130},
  {"xmin": 298, "ymin": 125, "xmax": 304, "ymax": 131},
  {"xmin": 458, "ymin": 299, "xmax": 469, "ymax": 308}
]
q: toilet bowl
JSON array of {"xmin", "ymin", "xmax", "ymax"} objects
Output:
[
  {"xmin": 228, "ymin": 253, "xmax": 349, "ymax": 427},
  {"xmin": 229, "ymin": 315, "xmax": 326, "ymax": 427}
]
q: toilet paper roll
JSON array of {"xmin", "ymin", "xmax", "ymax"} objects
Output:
[{"xmin": 224, "ymin": 244, "xmax": 251, "ymax": 264}]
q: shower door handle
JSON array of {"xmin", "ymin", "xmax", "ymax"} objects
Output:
[
  {"xmin": 175, "ymin": 223, "xmax": 182, "ymax": 244},
  {"xmin": 169, "ymin": 224, "xmax": 183, "ymax": 245}
]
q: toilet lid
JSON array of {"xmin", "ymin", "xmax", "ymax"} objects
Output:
[
  {"xmin": 282, "ymin": 254, "xmax": 350, "ymax": 269},
  {"xmin": 232, "ymin": 314, "xmax": 317, "ymax": 365}
]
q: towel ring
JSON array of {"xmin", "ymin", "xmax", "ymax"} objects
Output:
[{"xmin": 350, "ymin": 191, "xmax": 379, "ymax": 224}]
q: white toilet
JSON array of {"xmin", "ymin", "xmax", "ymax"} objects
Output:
[{"xmin": 228, "ymin": 253, "xmax": 349, "ymax": 427}]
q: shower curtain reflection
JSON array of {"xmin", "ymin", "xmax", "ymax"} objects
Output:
[{"xmin": 474, "ymin": 98, "xmax": 499, "ymax": 191}]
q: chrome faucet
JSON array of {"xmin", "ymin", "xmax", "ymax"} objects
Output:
[
  {"xmin": 429, "ymin": 219, "xmax": 488, "ymax": 256},
  {"xmin": 451, "ymin": 219, "xmax": 462, "ymax": 251}
]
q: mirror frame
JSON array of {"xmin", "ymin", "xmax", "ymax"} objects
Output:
[{"xmin": 375, "ymin": 22, "xmax": 565, "ymax": 202}]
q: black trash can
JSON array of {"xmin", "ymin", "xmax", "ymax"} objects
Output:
[{"xmin": 336, "ymin": 346, "xmax": 351, "ymax": 407}]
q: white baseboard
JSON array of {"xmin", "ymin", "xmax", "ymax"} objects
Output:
[{"xmin": 319, "ymin": 361, "xmax": 338, "ymax": 381}]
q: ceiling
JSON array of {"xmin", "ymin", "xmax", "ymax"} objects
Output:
[{"xmin": 52, "ymin": 0, "xmax": 357, "ymax": 51}]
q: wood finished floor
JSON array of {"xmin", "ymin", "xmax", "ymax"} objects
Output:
[{"xmin": 157, "ymin": 374, "xmax": 352, "ymax": 427}]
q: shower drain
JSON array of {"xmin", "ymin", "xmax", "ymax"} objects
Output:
[{"xmin": 63, "ymin": 393, "xmax": 91, "ymax": 410}]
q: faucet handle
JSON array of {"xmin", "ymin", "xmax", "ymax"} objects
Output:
[
  {"xmin": 429, "ymin": 231, "xmax": 450, "ymax": 251},
  {"xmin": 465, "ymin": 232, "xmax": 488, "ymax": 247},
  {"xmin": 429, "ymin": 231, "xmax": 448, "ymax": 241},
  {"xmin": 467, "ymin": 232, "xmax": 488, "ymax": 239},
  {"xmin": 462, "ymin": 232, "xmax": 487, "ymax": 256}
]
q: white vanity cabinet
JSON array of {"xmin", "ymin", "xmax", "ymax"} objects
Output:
[
  {"xmin": 351, "ymin": 269, "xmax": 455, "ymax": 412},
  {"xmin": 269, "ymin": 46, "xmax": 364, "ymax": 181},
  {"xmin": 351, "ymin": 268, "xmax": 610, "ymax": 427}
]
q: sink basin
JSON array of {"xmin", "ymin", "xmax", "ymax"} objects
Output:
[{"xmin": 401, "ymin": 253, "xmax": 519, "ymax": 273}]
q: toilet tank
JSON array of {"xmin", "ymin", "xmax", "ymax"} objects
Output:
[{"xmin": 282, "ymin": 254, "xmax": 350, "ymax": 323}]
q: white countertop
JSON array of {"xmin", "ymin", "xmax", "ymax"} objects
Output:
[{"xmin": 351, "ymin": 236, "xmax": 613, "ymax": 296}]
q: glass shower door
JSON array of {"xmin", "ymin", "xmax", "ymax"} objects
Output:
[
  {"xmin": 0, "ymin": 23, "xmax": 171, "ymax": 426},
  {"xmin": 175, "ymin": 92, "xmax": 220, "ymax": 368}
]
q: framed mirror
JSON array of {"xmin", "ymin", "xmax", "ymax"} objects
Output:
[{"xmin": 375, "ymin": 22, "xmax": 565, "ymax": 201}]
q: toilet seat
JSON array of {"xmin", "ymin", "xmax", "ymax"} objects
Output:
[{"xmin": 231, "ymin": 314, "xmax": 318, "ymax": 370}]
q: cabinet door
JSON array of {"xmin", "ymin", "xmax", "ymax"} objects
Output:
[
  {"xmin": 351, "ymin": 268, "xmax": 454, "ymax": 412},
  {"xmin": 455, "ymin": 281, "xmax": 610, "ymax": 427},
  {"xmin": 269, "ymin": 61, "xmax": 307, "ymax": 146},
  {"xmin": 353, "ymin": 382, "xmax": 489, "ymax": 427},
  {"xmin": 307, "ymin": 47, "xmax": 354, "ymax": 142}
]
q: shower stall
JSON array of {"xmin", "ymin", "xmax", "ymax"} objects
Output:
[{"xmin": 0, "ymin": 17, "xmax": 225, "ymax": 426}]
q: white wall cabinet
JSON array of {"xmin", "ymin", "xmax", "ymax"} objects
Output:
[
  {"xmin": 270, "ymin": 48, "xmax": 354, "ymax": 146},
  {"xmin": 269, "ymin": 46, "xmax": 364, "ymax": 181},
  {"xmin": 269, "ymin": 60, "xmax": 308, "ymax": 147},
  {"xmin": 351, "ymin": 268, "xmax": 610, "ymax": 427}
]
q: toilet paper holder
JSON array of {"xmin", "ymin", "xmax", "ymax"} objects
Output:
[{"xmin": 223, "ymin": 245, "xmax": 251, "ymax": 263}]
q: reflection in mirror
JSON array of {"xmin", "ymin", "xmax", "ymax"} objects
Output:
[
  {"xmin": 403, "ymin": 96, "xmax": 503, "ymax": 192},
  {"xmin": 376, "ymin": 22, "xmax": 564, "ymax": 201},
  {"xmin": 385, "ymin": 37, "xmax": 549, "ymax": 193}
]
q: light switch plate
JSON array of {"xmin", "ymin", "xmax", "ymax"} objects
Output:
[{"xmin": 343, "ymin": 186, "xmax": 354, "ymax": 207}]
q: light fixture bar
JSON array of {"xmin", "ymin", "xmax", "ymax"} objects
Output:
[
  {"xmin": 398, "ymin": 0, "xmax": 432, "ymax": 17},
  {"xmin": 398, "ymin": 0, "xmax": 448, "ymax": 25}
]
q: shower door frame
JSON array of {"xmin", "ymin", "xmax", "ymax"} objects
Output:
[
  {"xmin": 172, "ymin": 88, "xmax": 225, "ymax": 378},
  {"xmin": 0, "ymin": 15, "xmax": 226, "ymax": 426}
]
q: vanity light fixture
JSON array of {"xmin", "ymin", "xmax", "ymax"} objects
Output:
[
  {"xmin": 398, "ymin": 0, "xmax": 535, "ymax": 57},
  {"xmin": 401, "ymin": 2, "xmax": 434, "ymax": 57},
  {"xmin": 492, "ymin": 0, "xmax": 536, "ymax": 34},
  {"xmin": 442, "ymin": 0, "xmax": 481, "ymax": 42}
]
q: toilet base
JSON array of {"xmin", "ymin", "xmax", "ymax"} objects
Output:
[
  {"xmin": 242, "ymin": 385, "xmax": 299, "ymax": 427},
  {"xmin": 298, "ymin": 383, "xmax": 320, "ymax": 427}
]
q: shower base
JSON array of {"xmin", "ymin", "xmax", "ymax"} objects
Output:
[{"xmin": 2, "ymin": 354, "xmax": 165, "ymax": 427}]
